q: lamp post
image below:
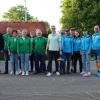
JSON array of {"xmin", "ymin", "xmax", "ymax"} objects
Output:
[{"xmin": 24, "ymin": 0, "xmax": 27, "ymax": 21}]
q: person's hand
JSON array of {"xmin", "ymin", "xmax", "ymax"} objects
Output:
[
  {"xmin": 80, "ymin": 51, "xmax": 82, "ymax": 55},
  {"xmin": 0, "ymin": 50, "xmax": 3, "ymax": 53},
  {"xmin": 60, "ymin": 50, "xmax": 62, "ymax": 55},
  {"xmin": 8, "ymin": 51, "xmax": 10, "ymax": 56},
  {"xmin": 45, "ymin": 50, "xmax": 48, "ymax": 55},
  {"xmin": 87, "ymin": 51, "xmax": 91, "ymax": 55}
]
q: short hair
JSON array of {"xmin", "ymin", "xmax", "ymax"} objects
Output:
[
  {"xmin": 65, "ymin": 29, "xmax": 69, "ymax": 32},
  {"xmin": 12, "ymin": 30, "xmax": 18, "ymax": 33},
  {"xmin": 51, "ymin": 25, "xmax": 56, "ymax": 29},
  {"xmin": 83, "ymin": 27, "xmax": 87, "ymax": 31},
  {"xmin": 35, "ymin": 29, "xmax": 42, "ymax": 33},
  {"xmin": 94, "ymin": 25, "xmax": 99, "ymax": 29},
  {"xmin": 70, "ymin": 27, "xmax": 75, "ymax": 31}
]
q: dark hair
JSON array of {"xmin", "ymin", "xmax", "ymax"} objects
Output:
[
  {"xmin": 65, "ymin": 29, "xmax": 69, "ymax": 32},
  {"xmin": 74, "ymin": 31, "xmax": 80, "ymax": 38},
  {"xmin": 83, "ymin": 27, "xmax": 87, "ymax": 31},
  {"xmin": 70, "ymin": 27, "xmax": 76, "ymax": 31},
  {"xmin": 12, "ymin": 30, "xmax": 18, "ymax": 33}
]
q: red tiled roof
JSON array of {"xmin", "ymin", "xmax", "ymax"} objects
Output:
[{"xmin": 0, "ymin": 22, "xmax": 47, "ymax": 34}]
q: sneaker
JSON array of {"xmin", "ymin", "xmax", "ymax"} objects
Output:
[
  {"xmin": 56, "ymin": 72, "xmax": 60, "ymax": 76},
  {"xmin": 80, "ymin": 71, "xmax": 85, "ymax": 75},
  {"xmin": 25, "ymin": 71, "xmax": 29, "ymax": 76},
  {"xmin": 46, "ymin": 72, "xmax": 52, "ymax": 77},
  {"xmin": 10, "ymin": 71, "xmax": 13, "ymax": 75},
  {"xmin": 15, "ymin": 71, "xmax": 19, "ymax": 75},
  {"xmin": 83, "ymin": 73, "xmax": 91, "ymax": 77},
  {"xmin": 22, "ymin": 71, "xmax": 25, "ymax": 76},
  {"xmin": 18, "ymin": 70, "xmax": 22, "ymax": 74},
  {"xmin": 87, "ymin": 72, "xmax": 91, "ymax": 76},
  {"xmin": 96, "ymin": 72, "xmax": 100, "ymax": 77}
]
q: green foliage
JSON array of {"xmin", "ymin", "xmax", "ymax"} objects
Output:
[
  {"xmin": 3, "ymin": 5, "xmax": 38, "ymax": 22},
  {"xmin": 60, "ymin": 0, "xmax": 100, "ymax": 33}
]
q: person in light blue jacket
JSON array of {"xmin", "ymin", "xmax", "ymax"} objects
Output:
[
  {"xmin": 80, "ymin": 28, "xmax": 91, "ymax": 77},
  {"xmin": 92, "ymin": 25, "xmax": 100, "ymax": 76},
  {"xmin": 73, "ymin": 31, "xmax": 82, "ymax": 73},
  {"xmin": 61, "ymin": 29, "xmax": 73, "ymax": 74}
]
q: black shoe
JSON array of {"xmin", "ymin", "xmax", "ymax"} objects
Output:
[
  {"xmin": 4, "ymin": 72, "xmax": 8, "ymax": 74},
  {"xmin": 71, "ymin": 69, "xmax": 74, "ymax": 73},
  {"xmin": 66, "ymin": 72, "xmax": 70, "ymax": 74},
  {"xmin": 29, "ymin": 70, "xmax": 33, "ymax": 73},
  {"xmin": 34, "ymin": 72, "xmax": 39, "ymax": 75}
]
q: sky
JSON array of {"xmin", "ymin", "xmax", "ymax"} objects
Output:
[{"xmin": 0, "ymin": 0, "xmax": 62, "ymax": 31}]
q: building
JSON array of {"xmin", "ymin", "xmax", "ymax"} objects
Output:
[{"xmin": 0, "ymin": 21, "xmax": 47, "ymax": 34}]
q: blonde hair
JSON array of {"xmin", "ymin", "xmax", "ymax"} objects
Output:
[{"xmin": 35, "ymin": 29, "xmax": 42, "ymax": 33}]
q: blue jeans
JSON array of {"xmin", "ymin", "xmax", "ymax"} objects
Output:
[
  {"xmin": 20, "ymin": 53, "xmax": 30, "ymax": 72},
  {"xmin": 94, "ymin": 50, "xmax": 100, "ymax": 62},
  {"xmin": 81, "ymin": 51, "xmax": 91, "ymax": 72},
  {"xmin": 61, "ymin": 52, "xmax": 72, "ymax": 73},
  {"xmin": 10, "ymin": 52, "xmax": 18, "ymax": 73}
]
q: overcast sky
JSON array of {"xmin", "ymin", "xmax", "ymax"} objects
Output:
[{"xmin": 0, "ymin": 0, "xmax": 61, "ymax": 31}]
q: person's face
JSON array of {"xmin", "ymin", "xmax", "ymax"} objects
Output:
[
  {"xmin": 6, "ymin": 28, "xmax": 12, "ymax": 34},
  {"xmin": 70, "ymin": 30, "xmax": 75, "ymax": 34},
  {"xmin": 83, "ymin": 31, "xmax": 87, "ymax": 35},
  {"xmin": 74, "ymin": 32, "xmax": 79, "ymax": 37},
  {"xmin": 13, "ymin": 32, "xmax": 17, "ymax": 38},
  {"xmin": 22, "ymin": 32, "xmax": 27, "ymax": 37},
  {"xmin": 94, "ymin": 26, "xmax": 99, "ymax": 33},
  {"xmin": 65, "ymin": 31, "xmax": 70, "ymax": 35},
  {"xmin": 30, "ymin": 32, "xmax": 35, "ymax": 38},
  {"xmin": 17, "ymin": 30, "xmax": 22, "ymax": 36},
  {"xmin": 51, "ymin": 28, "xmax": 56, "ymax": 33},
  {"xmin": 36, "ymin": 30, "xmax": 42, "ymax": 37}
]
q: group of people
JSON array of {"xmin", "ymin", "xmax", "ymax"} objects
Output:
[{"xmin": 0, "ymin": 25, "xmax": 100, "ymax": 77}]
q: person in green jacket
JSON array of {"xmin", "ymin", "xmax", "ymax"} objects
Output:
[
  {"xmin": 33, "ymin": 29, "xmax": 47, "ymax": 74},
  {"xmin": 17, "ymin": 29, "xmax": 31, "ymax": 76},
  {"xmin": 29, "ymin": 31, "xmax": 35, "ymax": 72},
  {"xmin": 8, "ymin": 30, "xmax": 19, "ymax": 75},
  {"xmin": 3, "ymin": 27, "xmax": 13, "ymax": 74}
]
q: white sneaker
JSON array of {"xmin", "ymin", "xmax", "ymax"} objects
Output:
[
  {"xmin": 87, "ymin": 72, "xmax": 91, "ymax": 76},
  {"xmin": 15, "ymin": 71, "xmax": 19, "ymax": 75},
  {"xmin": 83, "ymin": 73, "xmax": 91, "ymax": 77},
  {"xmin": 25, "ymin": 71, "xmax": 29, "ymax": 76},
  {"xmin": 18, "ymin": 70, "xmax": 22, "ymax": 74},
  {"xmin": 80, "ymin": 71, "xmax": 85, "ymax": 75},
  {"xmin": 56, "ymin": 72, "xmax": 60, "ymax": 76},
  {"xmin": 10, "ymin": 71, "xmax": 13, "ymax": 75},
  {"xmin": 46, "ymin": 72, "xmax": 52, "ymax": 77},
  {"xmin": 22, "ymin": 71, "xmax": 25, "ymax": 76}
]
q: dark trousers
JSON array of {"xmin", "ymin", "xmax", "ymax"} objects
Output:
[
  {"xmin": 0, "ymin": 51, "xmax": 3, "ymax": 72},
  {"xmin": 30, "ymin": 53, "xmax": 35, "ymax": 72},
  {"xmin": 47, "ymin": 51, "xmax": 59, "ymax": 73},
  {"xmin": 73, "ymin": 51, "xmax": 82, "ymax": 73},
  {"xmin": 35, "ymin": 54, "xmax": 46, "ymax": 73},
  {"xmin": 4, "ymin": 50, "xmax": 9, "ymax": 73}
]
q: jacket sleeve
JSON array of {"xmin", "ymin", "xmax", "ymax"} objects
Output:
[
  {"xmin": 71, "ymin": 38, "xmax": 74, "ymax": 54},
  {"xmin": 29, "ymin": 38, "xmax": 32, "ymax": 54},
  {"xmin": 17, "ymin": 39, "xmax": 20, "ymax": 54}
]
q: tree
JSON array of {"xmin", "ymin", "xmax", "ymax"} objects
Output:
[
  {"xmin": 2, "ymin": 5, "xmax": 38, "ymax": 21},
  {"xmin": 60, "ymin": 0, "xmax": 100, "ymax": 33}
]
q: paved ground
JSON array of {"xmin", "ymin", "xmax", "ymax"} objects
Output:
[{"xmin": 0, "ymin": 61, "xmax": 100, "ymax": 100}]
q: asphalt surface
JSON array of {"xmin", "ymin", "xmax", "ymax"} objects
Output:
[{"xmin": 0, "ymin": 61, "xmax": 100, "ymax": 100}]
